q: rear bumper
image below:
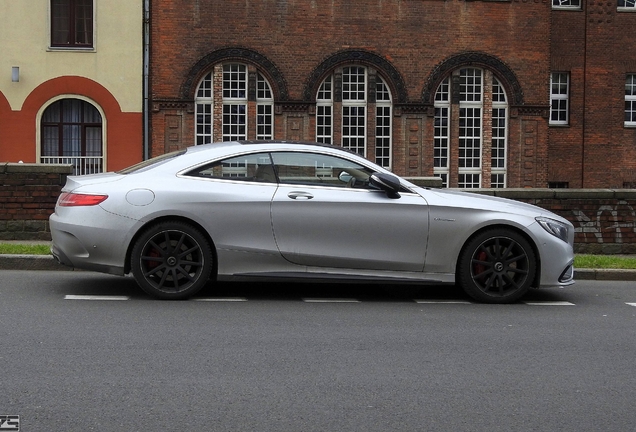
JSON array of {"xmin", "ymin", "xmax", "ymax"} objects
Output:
[{"xmin": 49, "ymin": 209, "xmax": 136, "ymax": 276}]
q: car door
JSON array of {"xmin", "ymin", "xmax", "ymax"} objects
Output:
[
  {"xmin": 181, "ymin": 152, "xmax": 279, "ymax": 256},
  {"xmin": 270, "ymin": 151, "xmax": 429, "ymax": 272}
]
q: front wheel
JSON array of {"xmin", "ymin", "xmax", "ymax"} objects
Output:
[
  {"xmin": 131, "ymin": 221, "xmax": 214, "ymax": 299},
  {"xmin": 457, "ymin": 229, "xmax": 536, "ymax": 304}
]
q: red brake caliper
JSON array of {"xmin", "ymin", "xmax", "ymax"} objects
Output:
[
  {"xmin": 473, "ymin": 251, "xmax": 488, "ymax": 280},
  {"xmin": 147, "ymin": 248, "xmax": 161, "ymax": 270}
]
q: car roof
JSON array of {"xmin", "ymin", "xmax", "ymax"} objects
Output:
[{"xmin": 186, "ymin": 139, "xmax": 342, "ymax": 152}]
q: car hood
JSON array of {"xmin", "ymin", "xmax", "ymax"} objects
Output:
[{"xmin": 416, "ymin": 187, "xmax": 568, "ymax": 222}]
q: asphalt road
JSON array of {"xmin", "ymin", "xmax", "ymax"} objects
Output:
[{"xmin": 2, "ymin": 271, "xmax": 636, "ymax": 431}]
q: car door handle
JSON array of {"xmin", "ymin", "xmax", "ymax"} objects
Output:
[{"xmin": 287, "ymin": 191, "xmax": 314, "ymax": 200}]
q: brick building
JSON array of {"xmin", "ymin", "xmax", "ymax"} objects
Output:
[{"xmin": 149, "ymin": 0, "xmax": 635, "ymax": 189}]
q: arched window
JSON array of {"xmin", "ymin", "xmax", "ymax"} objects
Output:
[
  {"xmin": 40, "ymin": 98, "xmax": 103, "ymax": 175},
  {"xmin": 433, "ymin": 68, "xmax": 508, "ymax": 188},
  {"xmin": 315, "ymin": 66, "xmax": 393, "ymax": 169},
  {"xmin": 194, "ymin": 63, "xmax": 274, "ymax": 144}
]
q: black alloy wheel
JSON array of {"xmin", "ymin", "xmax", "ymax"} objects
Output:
[
  {"xmin": 131, "ymin": 221, "xmax": 213, "ymax": 299},
  {"xmin": 458, "ymin": 229, "xmax": 536, "ymax": 304}
]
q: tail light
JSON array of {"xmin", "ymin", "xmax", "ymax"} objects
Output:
[{"xmin": 58, "ymin": 192, "xmax": 108, "ymax": 207}]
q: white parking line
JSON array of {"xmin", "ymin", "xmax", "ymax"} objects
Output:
[
  {"xmin": 193, "ymin": 298, "xmax": 248, "ymax": 302},
  {"xmin": 302, "ymin": 298, "xmax": 360, "ymax": 303},
  {"xmin": 415, "ymin": 300, "xmax": 472, "ymax": 304},
  {"xmin": 65, "ymin": 295, "xmax": 130, "ymax": 301},
  {"xmin": 626, "ymin": 303, "xmax": 636, "ymax": 307},
  {"xmin": 523, "ymin": 301, "xmax": 575, "ymax": 306}
]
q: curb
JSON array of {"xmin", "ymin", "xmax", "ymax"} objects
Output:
[
  {"xmin": 573, "ymin": 268, "xmax": 636, "ymax": 281},
  {"xmin": 1, "ymin": 254, "xmax": 636, "ymax": 281},
  {"xmin": 0, "ymin": 254, "xmax": 74, "ymax": 271}
]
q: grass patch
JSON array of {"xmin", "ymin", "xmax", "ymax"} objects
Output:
[
  {"xmin": 574, "ymin": 254, "xmax": 636, "ymax": 270},
  {"xmin": 0, "ymin": 243, "xmax": 51, "ymax": 255}
]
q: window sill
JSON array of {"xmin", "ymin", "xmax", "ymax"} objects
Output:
[
  {"xmin": 551, "ymin": 7, "xmax": 583, "ymax": 11},
  {"xmin": 47, "ymin": 46, "xmax": 96, "ymax": 53}
]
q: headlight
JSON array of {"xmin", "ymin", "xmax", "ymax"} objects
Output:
[{"xmin": 536, "ymin": 217, "xmax": 570, "ymax": 243}]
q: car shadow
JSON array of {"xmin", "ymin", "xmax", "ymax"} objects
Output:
[{"xmin": 59, "ymin": 273, "xmax": 574, "ymax": 304}]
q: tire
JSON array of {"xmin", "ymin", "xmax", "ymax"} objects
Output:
[
  {"xmin": 457, "ymin": 228, "xmax": 536, "ymax": 304},
  {"xmin": 131, "ymin": 221, "xmax": 214, "ymax": 299}
]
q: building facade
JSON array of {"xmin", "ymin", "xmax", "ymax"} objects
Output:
[
  {"xmin": 149, "ymin": 0, "xmax": 636, "ymax": 188},
  {"xmin": 0, "ymin": 0, "xmax": 144, "ymax": 175}
]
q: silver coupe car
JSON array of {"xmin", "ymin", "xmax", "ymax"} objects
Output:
[{"xmin": 50, "ymin": 140, "xmax": 574, "ymax": 303}]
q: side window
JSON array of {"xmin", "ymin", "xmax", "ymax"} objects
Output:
[
  {"xmin": 185, "ymin": 153, "xmax": 276, "ymax": 182},
  {"xmin": 270, "ymin": 152, "xmax": 375, "ymax": 189}
]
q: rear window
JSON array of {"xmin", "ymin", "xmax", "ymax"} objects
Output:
[{"xmin": 117, "ymin": 150, "xmax": 186, "ymax": 174}]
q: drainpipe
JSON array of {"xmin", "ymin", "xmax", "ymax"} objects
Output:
[
  {"xmin": 143, "ymin": 0, "xmax": 150, "ymax": 160},
  {"xmin": 581, "ymin": 5, "xmax": 587, "ymax": 187}
]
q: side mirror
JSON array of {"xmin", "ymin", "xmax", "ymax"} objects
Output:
[
  {"xmin": 338, "ymin": 171, "xmax": 353, "ymax": 183},
  {"xmin": 369, "ymin": 172, "xmax": 401, "ymax": 199}
]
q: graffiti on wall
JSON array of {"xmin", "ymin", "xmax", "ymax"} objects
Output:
[{"xmin": 572, "ymin": 201, "xmax": 636, "ymax": 243}]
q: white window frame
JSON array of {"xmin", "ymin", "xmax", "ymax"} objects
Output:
[
  {"xmin": 491, "ymin": 76, "xmax": 508, "ymax": 188},
  {"xmin": 195, "ymin": 72, "xmax": 213, "ymax": 145},
  {"xmin": 551, "ymin": 0, "xmax": 582, "ymax": 9},
  {"xmin": 550, "ymin": 72, "xmax": 570, "ymax": 126},
  {"xmin": 256, "ymin": 73, "xmax": 274, "ymax": 140},
  {"xmin": 222, "ymin": 64, "xmax": 247, "ymax": 141},
  {"xmin": 618, "ymin": 0, "xmax": 636, "ymax": 11},
  {"xmin": 315, "ymin": 67, "xmax": 393, "ymax": 163},
  {"xmin": 194, "ymin": 64, "xmax": 275, "ymax": 144},
  {"xmin": 342, "ymin": 66, "xmax": 367, "ymax": 157},
  {"xmin": 37, "ymin": 95, "xmax": 106, "ymax": 175},
  {"xmin": 626, "ymin": 74, "xmax": 636, "ymax": 127},
  {"xmin": 433, "ymin": 77, "xmax": 450, "ymax": 187},
  {"xmin": 375, "ymin": 76, "xmax": 392, "ymax": 169},
  {"xmin": 316, "ymin": 77, "xmax": 333, "ymax": 144},
  {"xmin": 458, "ymin": 68, "xmax": 483, "ymax": 188}
]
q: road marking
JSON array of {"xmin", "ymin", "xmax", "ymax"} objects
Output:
[
  {"xmin": 65, "ymin": 295, "xmax": 130, "ymax": 301},
  {"xmin": 523, "ymin": 301, "xmax": 575, "ymax": 306},
  {"xmin": 193, "ymin": 298, "xmax": 248, "ymax": 302},
  {"xmin": 302, "ymin": 298, "xmax": 360, "ymax": 303},
  {"xmin": 626, "ymin": 303, "xmax": 636, "ymax": 307},
  {"xmin": 415, "ymin": 300, "xmax": 472, "ymax": 304}
]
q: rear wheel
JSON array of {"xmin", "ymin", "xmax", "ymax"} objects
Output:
[
  {"xmin": 457, "ymin": 229, "xmax": 536, "ymax": 304},
  {"xmin": 131, "ymin": 221, "xmax": 213, "ymax": 299}
]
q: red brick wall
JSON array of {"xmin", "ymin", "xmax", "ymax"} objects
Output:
[
  {"xmin": 150, "ymin": 0, "xmax": 556, "ymax": 185},
  {"xmin": 0, "ymin": 163, "xmax": 71, "ymax": 240},
  {"xmin": 550, "ymin": 6, "xmax": 636, "ymax": 188}
]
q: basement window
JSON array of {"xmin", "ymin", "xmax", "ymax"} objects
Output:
[
  {"xmin": 552, "ymin": 0, "xmax": 581, "ymax": 9},
  {"xmin": 548, "ymin": 182, "xmax": 570, "ymax": 189}
]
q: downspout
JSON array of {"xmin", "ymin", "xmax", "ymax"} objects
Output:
[
  {"xmin": 581, "ymin": 5, "xmax": 587, "ymax": 187},
  {"xmin": 143, "ymin": 0, "xmax": 150, "ymax": 160}
]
